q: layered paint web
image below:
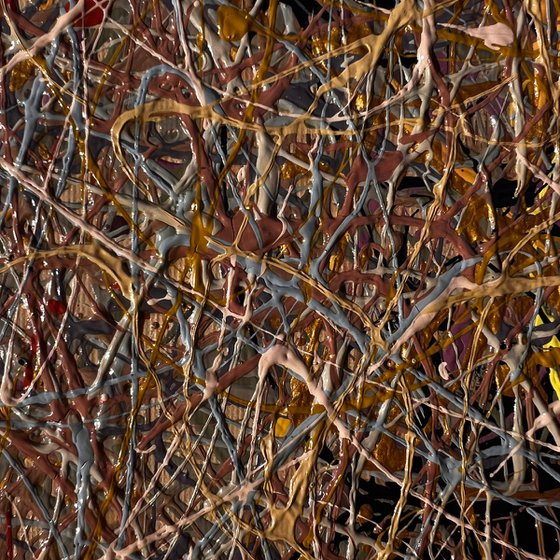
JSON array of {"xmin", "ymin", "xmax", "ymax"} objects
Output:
[{"xmin": 1, "ymin": 0, "xmax": 560, "ymax": 558}]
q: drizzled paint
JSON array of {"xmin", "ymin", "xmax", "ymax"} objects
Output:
[{"xmin": 0, "ymin": 0, "xmax": 560, "ymax": 559}]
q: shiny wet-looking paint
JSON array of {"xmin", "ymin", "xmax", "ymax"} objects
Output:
[{"xmin": 0, "ymin": 0, "xmax": 559, "ymax": 558}]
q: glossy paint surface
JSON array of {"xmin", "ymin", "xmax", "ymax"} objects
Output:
[{"xmin": 1, "ymin": 0, "xmax": 560, "ymax": 558}]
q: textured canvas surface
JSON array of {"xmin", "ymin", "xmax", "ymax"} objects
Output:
[{"xmin": 0, "ymin": 0, "xmax": 560, "ymax": 558}]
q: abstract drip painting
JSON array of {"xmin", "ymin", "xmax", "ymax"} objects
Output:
[{"xmin": 1, "ymin": 0, "xmax": 560, "ymax": 558}]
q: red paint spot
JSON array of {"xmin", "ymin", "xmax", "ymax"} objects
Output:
[
  {"xmin": 23, "ymin": 363, "xmax": 33, "ymax": 389},
  {"xmin": 30, "ymin": 334, "xmax": 39, "ymax": 354},
  {"xmin": 5, "ymin": 507, "xmax": 13, "ymax": 560},
  {"xmin": 64, "ymin": 0, "xmax": 109, "ymax": 27},
  {"xmin": 47, "ymin": 299, "xmax": 67, "ymax": 315}
]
